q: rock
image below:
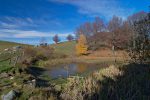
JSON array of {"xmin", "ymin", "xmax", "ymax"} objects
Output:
[
  {"xmin": 13, "ymin": 82, "xmax": 17, "ymax": 87},
  {"xmin": 23, "ymin": 79, "xmax": 36, "ymax": 88},
  {"xmin": 54, "ymin": 85, "xmax": 61, "ymax": 91},
  {"xmin": 1, "ymin": 85, "xmax": 12, "ymax": 90},
  {"xmin": 1, "ymin": 90, "xmax": 19, "ymax": 100},
  {"xmin": 0, "ymin": 73, "xmax": 9, "ymax": 79},
  {"xmin": 29, "ymin": 79, "xmax": 36, "ymax": 88},
  {"xmin": 10, "ymin": 77, "xmax": 14, "ymax": 80}
]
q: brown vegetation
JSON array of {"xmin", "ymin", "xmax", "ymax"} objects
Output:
[
  {"xmin": 75, "ymin": 11, "xmax": 149, "ymax": 63},
  {"xmin": 75, "ymin": 11, "xmax": 148, "ymax": 51},
  {"xmin": 19, "ymin": 46, "xmax": 67, "ymax": 66}
]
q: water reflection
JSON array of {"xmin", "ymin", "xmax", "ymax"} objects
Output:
[
  {"xmin": 44, "ymin": 63, "xmax": 108, "ymax": 78},
  {"xmin": 77, "ymin": 63, "xmax": 88, "ymax": 73}
]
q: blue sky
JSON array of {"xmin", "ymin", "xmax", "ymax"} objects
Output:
[{"xmin": 0, "ymin": 0, "xmax": 149, "ymax": 45}]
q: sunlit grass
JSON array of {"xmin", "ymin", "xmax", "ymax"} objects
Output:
[
  {"xmin": 0, "ymin": 40, "xmax": 29, "ymax": 52},
  {"xmin": 0, "ymin": 60, "xmax": 13, "ymax": 73},
  {"xmin": 50, "ymin": 41, "xmax": 76, "ymax": 56}
]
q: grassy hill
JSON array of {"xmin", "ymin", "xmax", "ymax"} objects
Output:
[
  {"xmin": 50, "ymin": 41, "xmax": 76, "ymax": 56},
  {"xmin": 0, "ymin": 40, "xmax": 31, "ymax": 72},
  {"xmin": 0, "ymin": 40, "xmax": 76, "ymax": 54},
  {"xmin": 0, "ymin": 40, "xmax": 29, "ymax": 52}
]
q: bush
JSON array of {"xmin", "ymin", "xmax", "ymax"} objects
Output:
[
  {"xmin": 36, "ymin": 46, "xmax": 54, "ymax": 60},
  {"xmin": 18, "ymin": 46, "xmax": 53, "ymax": 65},
  {"xmin": 20, "ymin": 46, "xmax": 67, "ymax": 66}
]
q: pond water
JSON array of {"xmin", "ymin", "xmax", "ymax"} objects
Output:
[{"xmin": 44, "ymin": 63, "xmax": 109, "ymax": 78}]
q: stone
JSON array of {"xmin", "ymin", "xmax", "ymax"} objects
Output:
[
  {"xmin": 24, "ymin": 79, "xmax": 36, "ymax": 88},
  {"xmin": 10, "ymin": 77, "xmax": 14, "ymax": 80},
  {"xmin": 1, "ymin": 90, "xmax": 19, "ymax": 100},
  {"xmin": 54, "ymin": 85, "xmax": 61, "ymax": 91},
  {"xmin": 0, "ymin": 73, "xmax": 9, "ymax": 79}
]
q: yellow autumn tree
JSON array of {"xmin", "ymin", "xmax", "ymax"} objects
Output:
[{"xmin": 76, "ymin": 34, "xmax": 88, "ymax": 55}]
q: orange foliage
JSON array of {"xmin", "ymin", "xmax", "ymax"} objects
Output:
[{"xmin": 76, "ymin": 34, "xmax": 88, "ymax": 55}]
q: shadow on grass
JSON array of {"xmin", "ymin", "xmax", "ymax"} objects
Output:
[
  {"xmin": 26, "ymin": 67, "xmax": 51, "ymax": 87},
  {"xmin": 94, "ymin": 63, "xmax": 150, "ymax": 100},
  {"xmin": 26, "ymin": 63, "xmax": 150, "ymax": 99},
  {"xmin": 26, "ymin": 66, "xmax": 46, "ymax": 77}
]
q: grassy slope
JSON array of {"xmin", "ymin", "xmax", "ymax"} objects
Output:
[
  {"xmin": 0, "ymin": 40, "xmax": 30, "ymax": 72},
  {"xmin": 0, "ymin": 40, "xmax": 29, "ymax": 52},
  {"xmin": 0, "ymin": 60, "xmax": 13, "ymax": 73},
  {"xmin": 50, "ymin": 41, "xmax": 76, "ymax": 56},
  {"xmin": 50, "ymin": 41, "xmax": 127, "ymax": 62}
]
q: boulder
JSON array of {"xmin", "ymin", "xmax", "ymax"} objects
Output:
[
  {"xmin": 1, "ymin": 90, "xmax": 19, "ymax": 100},
  {"xmin": 10, "ymin": 76, "xmax": 14, "ymax": 80},
  {"xmin": 23, "ymin": 79, "xmax": 36, "ymax": 88},
  {"xmin": 54, "ymin": 85, "xmax": 61, "ymax": 91},
  {"xmin": 0, "ymin": 73, "xmax": 9, "ymax": 79}
]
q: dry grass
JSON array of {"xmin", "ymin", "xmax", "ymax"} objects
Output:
[
  {"xmin": 87, "ymin": 49, "xmax": 129, "ymax": 61},
  {"xmin": 60, "ymin": 65, "xmax": 122, "ymax": 100},
  {"xmin": 50, "ymin": 41, "xmax": 76, "ymax": 56},
  {"xmin": 93, "ymin": 64, "xmax": 122, "ymax": 80},
  {"xmin": 89, "ymin": 49, "xmax": 128, "ymax": 57},
  {"xmin": 60, "ymin": 63, "xmax": 150, "ymax": 100}
]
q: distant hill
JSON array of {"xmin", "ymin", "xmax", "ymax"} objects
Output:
[
  {"xmin": 0, "ymin": 40, "xmax": 30, "ymax": 52},
  {"xmin": 50, "ymin": 41, "xmax": 76, "ymax": 56},
  {"xmin": 0, "ymin": 40, "xmax": 76, "ymax": 55}
]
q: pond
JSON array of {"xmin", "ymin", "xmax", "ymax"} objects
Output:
[{"xmin": 43, "ymin": 63, "xmax": 109, "ymax": 78}]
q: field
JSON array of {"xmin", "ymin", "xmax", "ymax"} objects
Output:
[
  {"xmin": 0, "ymin": 60, "xmax": 13, "ymax": 73},
  {"xmin": 0, "ymin": 40, "xmax": 149, "ymax": 100},
  {"xmin": 50, "ymin": 41, "xmax": 128, "ymax": 61},
  {"xmin": 0, "ymin": 41, "xmax": 30, "ymax": 72},
  {"xmin": 0, "ymin": 40, "xmax": 29, "ymax": 52},
  {"xmin": 50, "ymin": 40, "xmax": 76, "ymax": 56},
  {"xmin": 0, "ymin": 40, "xmax": 127, "ymax": 68}
]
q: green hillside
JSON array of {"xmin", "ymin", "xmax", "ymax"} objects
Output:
[
  {"xmin": 0, "ymin": 40, "xmax": 29, "ymax": 52},
  {"xmin": 50, "ymin": 41, "xmax": 76, "ymax": 56}
]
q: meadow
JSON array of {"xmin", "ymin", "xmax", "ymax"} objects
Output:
[
  {"xmin": 0, "ymin": 41, "xmax": 28, "ymax": 52},
  {"xmin": 0, "ymin": 0, "xmax": 149, "ymax": 99},
  {"xmin": 0, "ymin": 40, "xmax": 149, "ymax": 100},
  {"xmin": 50, "ymin": 40, "xmax": 76, "ymax": 56}
]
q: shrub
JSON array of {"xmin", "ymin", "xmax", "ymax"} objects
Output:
[
  {"xmin": 20, "ymin": 46, "xmax": 67, "ymax": 66},
  {"xmin": 36, "ymin": 46, "xmax": 54, "ymax": 59},
  {"xmin": 19, "ymin": 46, "xmax": 54, "ymax": 65}
]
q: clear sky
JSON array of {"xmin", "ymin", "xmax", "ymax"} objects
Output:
[{"xmin": 0, "ymin": 0, "xmax": 149, "ymax": 45}]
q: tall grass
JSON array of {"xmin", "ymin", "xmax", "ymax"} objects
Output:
[
  {"xmin": 60, "ymin": 65, "xmax": 121, "ymax": 100},
  {"xmin": 60, "ymin": 63, "xmax": 150, "ymax": 100}
]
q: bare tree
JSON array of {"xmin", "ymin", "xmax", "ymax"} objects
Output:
[
  {"xmin": 127, "ymin": 11, "xmax": 148, "ymax": 25},
  {"xmin": 67, "ymin": 34, "xmax": 74, "ymax": 41},
  {"xmin": 53, "ymin": 34, "xmax": 60, "ymax": 44},
  {"xmin": 93, "ymin": 17, "xmax": 105, "ymax": 34},
  {"xmin": 108, "ymin": 16, "xmax": 123, "ymax": 49},
  {"xmin": 75, "ymin": 22, "xmax": 93, "ymax": 38},
  {"xmin": 75, "ymin": 17, "xmax": 105, "ymax": 38},
  {"xmin": 74, "ymin": 11, "xmax": 148, "ymax": 54}
]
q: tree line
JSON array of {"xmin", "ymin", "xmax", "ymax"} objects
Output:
[
  {"xmin": 53, "ymin": 34, "xmax": 74, "ymax": 44},
  {"xmin": 75, "ymin": 11, "xmax": 150, "ymax": 63},
  {"xmin": 40, "ymin": 34, "xmax": 74, "ymax": 45},
  {"xmin": 75, "ymin": 11, "xmax": 148, "ymax": 50}
]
